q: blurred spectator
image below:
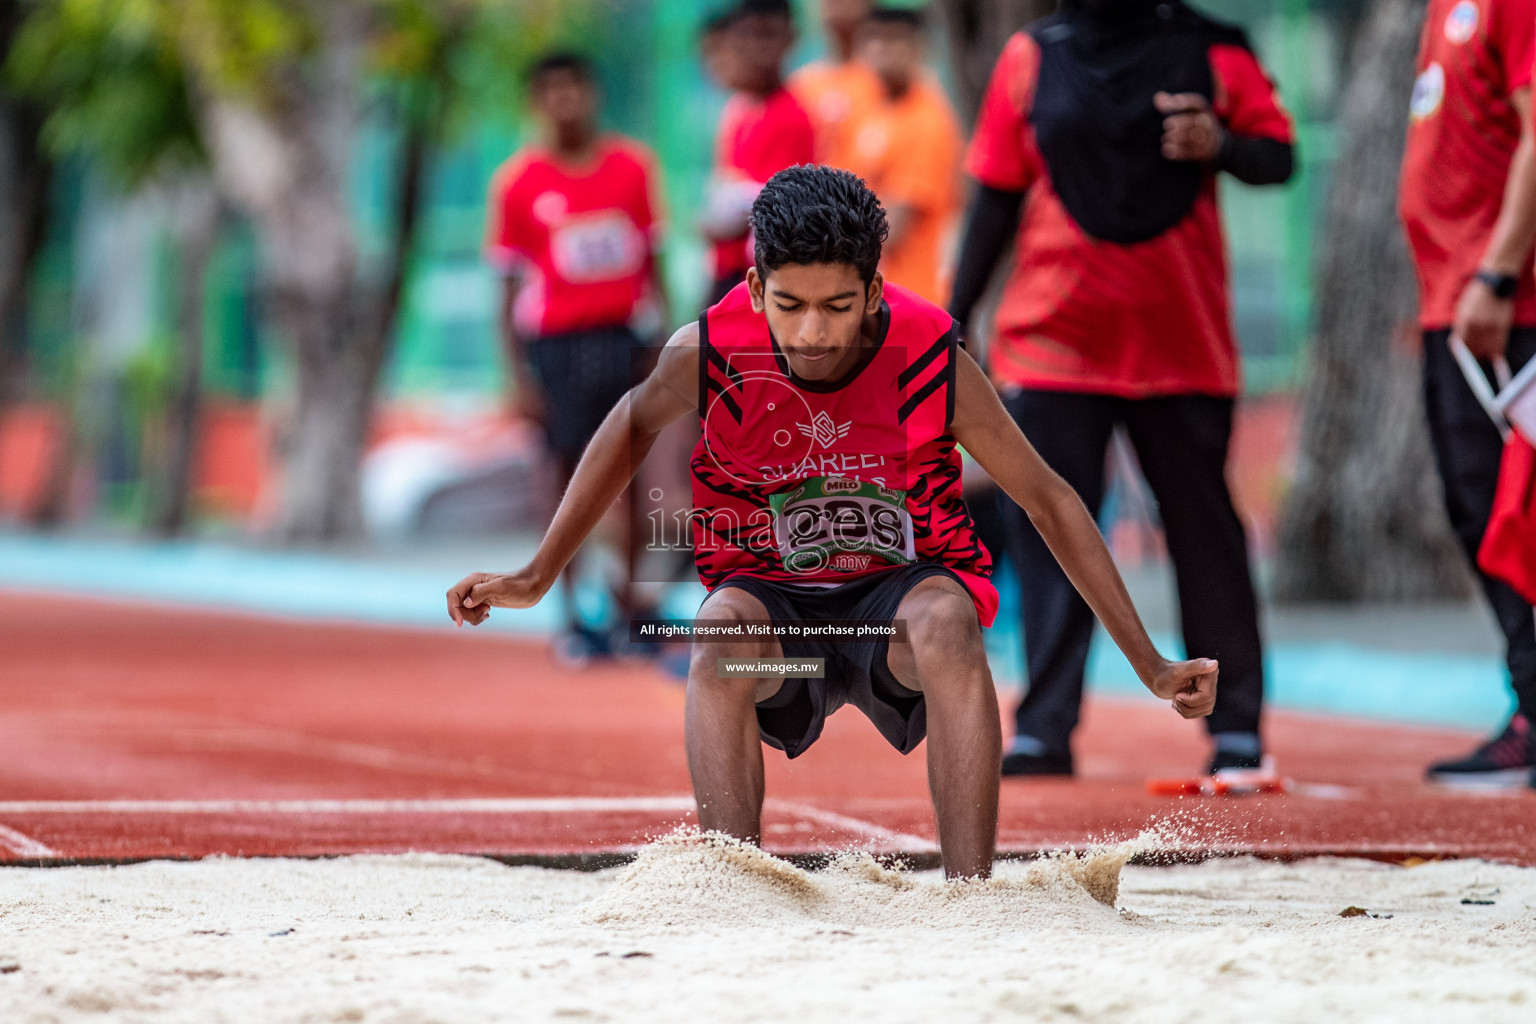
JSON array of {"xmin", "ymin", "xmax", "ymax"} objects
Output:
[
  {"xmin": 484, "ymin": 52, "xmax": 668, "ymax": 663},
  {"xmin": 950, "ymin": 0, "xmax": 1294, "ymax": 777},
  {"xmin": 790, "ymin": 0, "xmax": 881, "ymax": 168},
  {"xmin": 699, "ymin": 8, "xmax": 741, "ymax": 91},
  {"xmin": 842, "ymin": 6, "xmax": 962, "ymax": 304},
  {"xmin": 702, "ymin": 0, "xmax": 816, "ymax": 305},
  {"xmin": 1400, "ymin": 0, "xmax": 1536, "ymax": 786}
]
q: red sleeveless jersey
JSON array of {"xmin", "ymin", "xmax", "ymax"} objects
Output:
[{"xmin": 691, "ymin": 281, "xmax": 998, "ymax": 627}]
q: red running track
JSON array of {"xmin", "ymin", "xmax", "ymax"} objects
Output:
[{"xmin": 0, "ymin": 592, "xmax": 1531, "ymax": 865}]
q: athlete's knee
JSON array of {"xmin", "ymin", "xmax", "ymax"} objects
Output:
[
  {"xmin": 904, "ymin": 580, "xmax": 983, "ymax": 664},
  {"xmin": 688, "ymin": 588, "xmax": 780, "ymax": 702}
]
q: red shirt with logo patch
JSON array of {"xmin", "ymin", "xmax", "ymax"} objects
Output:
[
  {"xmin": 711, "ymin": 88, "xmax": 816, "ymax": 281},
  {"xmin": 485, "ymin": 136, "xmax": 663, "ymax": 337},
  {"xmin": 965, "ymin": 32, "xmax": 1293, "ymax": 398},
  {"xmin": 1400, "ymin": 0, "xmax": 1536, "ymax": 329},
  {"xmin": 691, "ymin": 282, "xmax": 997, "ymax": 627}
]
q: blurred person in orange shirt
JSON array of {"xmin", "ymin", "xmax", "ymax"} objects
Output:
[
  {"xmin": 842, "ymin": 7, "xmax": 962, "ymax": 305},
  {"xmin": 790, "ymin": 0, "xmax": 882, "ymax": 168},
  {"xmin": 702, "ymin": 0, "xmax": 816, "ymax": 305}
]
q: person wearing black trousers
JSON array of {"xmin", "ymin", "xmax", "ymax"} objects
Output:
[
  {"xmin": 950, "ymin": 0, "xmax": 1295, "ymax": 776},
  {"xmin": 1400, "ymin": 0, "xmax": 1536, "ymax": 788}
]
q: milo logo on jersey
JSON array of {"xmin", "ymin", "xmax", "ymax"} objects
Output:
[{"xmin": 768, "ymin": 476, "xmax": 916, "ymax": 575}]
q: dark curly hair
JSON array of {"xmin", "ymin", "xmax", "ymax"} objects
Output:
[
  {"xmin": 527, "ymin": 52, "xmax": 594, "ymax": 89},
  {"xmin": 751, "ymin": 165, "xmax": 889, "ymax": 285}
]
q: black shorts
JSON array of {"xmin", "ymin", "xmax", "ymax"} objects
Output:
[
  {"xmin": 526, "ymin": 326, "xmax": 643, "ymax": 465},
  {"xmin": 711, "ymin": 562, "xmax": 971, "ymax": 759}
]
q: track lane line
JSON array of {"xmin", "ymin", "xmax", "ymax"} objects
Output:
[
  {"xmin": 0, "ymin": 799, "xmax": 938, "ymax": 852},
  {"xmin": 766, "ymin": 800, "xmax": 938, "ymax": 851},
  {"xmin": 0, "ymin": 798, "xmax": 698, "ymax": 815},
  {"xmin": 0, "ymin": 823, "xmax": 58, "ymax": 857},
  {"xmin": 0, "ymin": 709, "xmax": 643, "ymax": 794}
]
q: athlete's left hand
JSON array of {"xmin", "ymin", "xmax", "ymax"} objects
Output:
[
  {"xmin": 1146, "ymin": 658, "xmax": 1219, "ymax": 719},
  {"xmin": 1155, "ymin": 92, "xmax": 1224, "ymax": 163}
]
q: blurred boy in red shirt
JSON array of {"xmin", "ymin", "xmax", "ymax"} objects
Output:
[
  {"xmin": 703, "ymin": 0, "xmax": 816, "ymax": 305},
  {"xmin": 485, "ymin": 53, "xmax": 668, "ymax": 662}
]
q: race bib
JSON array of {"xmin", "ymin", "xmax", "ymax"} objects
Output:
[
  {"xmin": 550, "ymin": 211, "xmax": 645, "ymax": 283},
  {"xmin": 768, "ymin": 476, "xmax": 915, "ymax": 575}
]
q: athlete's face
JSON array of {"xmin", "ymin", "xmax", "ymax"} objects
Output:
[{"xmin": 749, "ymin": 263, "xmax": 884, "ymax": 382}]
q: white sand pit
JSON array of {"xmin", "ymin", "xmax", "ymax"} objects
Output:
[{"xmin": 1, "ymin": 830, "xmax": 1533, "ymax": 1023}]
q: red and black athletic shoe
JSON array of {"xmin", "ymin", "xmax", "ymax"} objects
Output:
[{"xmin": 1426, "ymin": 714, "xmax": 1535, "ymax": 789}]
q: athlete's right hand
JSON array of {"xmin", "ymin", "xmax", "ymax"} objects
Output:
[{"xmin": 446, "ymin": 569, "xmax": 550, "ymax": 627}]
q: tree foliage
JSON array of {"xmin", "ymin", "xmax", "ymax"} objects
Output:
[
  {"xmin": 0, "ymin": 0, "xmax": 53, "ymax": 405},
  {"xmin": 5, "ymin": 0, "xmax": 202, "ymax": 184}
]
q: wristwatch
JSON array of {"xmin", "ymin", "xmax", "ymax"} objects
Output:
[{"xmin": 1475, "ymin": 268, "xmax": 1519, "ymax": 299}]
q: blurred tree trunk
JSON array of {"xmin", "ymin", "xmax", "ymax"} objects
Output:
[
  {"xmin": 1274, "ymin": 0, "xmax": 1472, "ymax": 602},
  {"xmin": 188, "ymin": 3, "xmax": 433, "ymax": 544},
  {"xmin": 376, "ymin": 78, "xmax": 436, "ymax": 367},
  {"xmin": 0, "ymin": 0, "xmax": 52, "ymax": 440},
  {"xmin": 151, "ymin": 181, "xmax": 224, "ymax": 537},
  {"xmin": 195, "ymin": 4, "xmax": 371, "ymax": 543},
  {"xmin": 933, "ymin": 0, "xmax": 1057, "ymax": 121}
]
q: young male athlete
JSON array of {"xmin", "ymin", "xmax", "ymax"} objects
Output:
[{"xmin": 449, "ymin": 167, "xmax": 1218, "ymax": 879}]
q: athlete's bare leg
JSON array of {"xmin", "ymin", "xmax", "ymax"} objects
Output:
[
  {"xmin": 884, "ymin": 574, "xmax": 1002, "ymax": 880},
  {"xmin": 684, "ymin": 588, "xmax": 784, "ymax": 843}
]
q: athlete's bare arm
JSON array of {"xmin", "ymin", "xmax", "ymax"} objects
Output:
[
  {"xmin": 446, "ymin": 324, "xmax": 701, "ymax": 625},
  {"xmin": 948, "ymin": 347, "xmax": 1218, "ymax": 719}
]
